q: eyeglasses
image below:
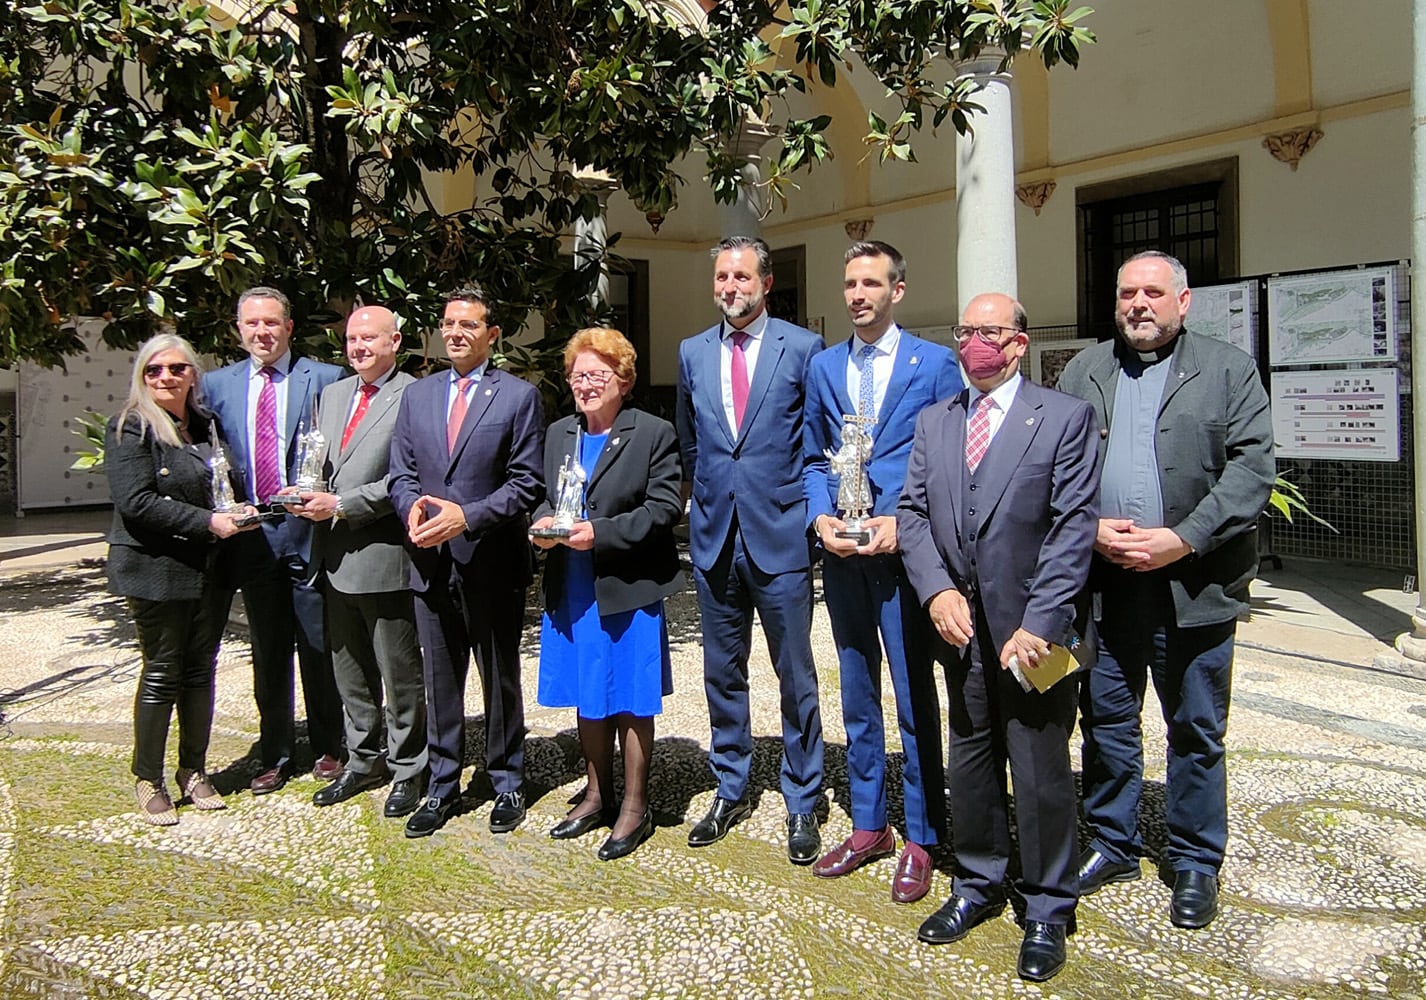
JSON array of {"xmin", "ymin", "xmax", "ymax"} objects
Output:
[
  {"xmin": 568, "ymin": 370, "xmax": 615, "ymax": 388},
  {"xmin": 440, "ymin": 319, "xmax": 487, "ymax": 334},
  {"xmin": 143, "ymin": 363, "xmax": 193, "ymax": 378},
  {"xmin": 953, "ymin": 325, "xmax": 1023, "ymax": 345}
]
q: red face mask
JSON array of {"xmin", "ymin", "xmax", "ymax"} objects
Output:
[{"xmin": 959, "ymin": 334, "xmax": 1017, "ymax": 380}]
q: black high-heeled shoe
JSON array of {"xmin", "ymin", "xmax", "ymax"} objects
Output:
[
  {"xmin": 550, "ymin": 805, "xmax": 614, "ymax": 840},
  {"xmin": 597, "ymin": 808, "xmax": 654, "ymax": 861}
]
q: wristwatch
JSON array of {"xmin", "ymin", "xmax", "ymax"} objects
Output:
[{"xmin": 334, "ymin": 497, "xmax": 346, "ymax": 520}]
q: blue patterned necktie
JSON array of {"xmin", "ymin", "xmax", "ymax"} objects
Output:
[{"xmin": 858, "ymin": 342, "xmax": 877, "ymax": 418}]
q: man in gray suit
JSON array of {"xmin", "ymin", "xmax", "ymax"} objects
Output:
[{"xmin": 292, "ymin": 305, "xmax": 428, "ymax": 818}]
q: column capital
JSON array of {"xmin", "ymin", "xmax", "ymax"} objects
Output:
[
  {"xmin": 724, "ymin": 119, "xmax": 778, "ymax": 160},
  {"xmin": 952, "ymin": 46, "xmax": 1013, "ymax": 83}
]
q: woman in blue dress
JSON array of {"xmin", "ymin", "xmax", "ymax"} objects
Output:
[{"xmin": 530, "ymin": 327, "xmax": 684, "ymax": 860}]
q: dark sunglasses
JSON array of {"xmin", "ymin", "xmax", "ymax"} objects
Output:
[{"xmin": 143, "ymin": 362, "xmax": 193, "ymax": 378}]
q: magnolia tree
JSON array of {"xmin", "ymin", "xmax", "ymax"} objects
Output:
[{"xmin": 0, "ymin": 0, "xmax": 1093, "ymax": 370}]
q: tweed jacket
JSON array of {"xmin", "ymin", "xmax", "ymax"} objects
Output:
[{"xmin": 1056, "ymin": 329, "xmax": 1275, "ymax": 627}]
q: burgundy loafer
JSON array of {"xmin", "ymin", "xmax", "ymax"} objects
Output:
[
  {"xmin": 891, "ymin": 843, "xmax": 933, "ymax": 903},
  {"xmin": 311, "ymin": 754, "xmax": 345, "ymax": 782},
  {"xmin": 250, "ymin": 764, "xmax": 291, "ymax": 796},
  {"xmin": 812, "ymin": 826, "xmax": 896, "ymax": 878}
]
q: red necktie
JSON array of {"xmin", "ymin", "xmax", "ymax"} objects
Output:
[
  {"xmin": 447, "ymin": 377, "xmax": 472, "ymax": 454},
  {"xmin": 341, "ymin": 383, "xmax": 379, "ymax": 451},
  {"xmin": 254, "ymin": 366, "xmax": 281, "ymax": 500},
  {"xmin": 731, "ymin": 332, "xmax": 750, "ymax": 430},
  {"xmin": 965, "ymin": 394, "xmax": 996, "ymax": 473}
]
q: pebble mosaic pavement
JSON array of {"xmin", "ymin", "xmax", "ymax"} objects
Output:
[{"xmin": 1, "ymin": 563, "xmax": 1424, "ymax": 999}]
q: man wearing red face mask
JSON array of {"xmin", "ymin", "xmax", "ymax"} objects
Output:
[{"xmin": 897, "ymin": 293, "xmax": 1099, "ymax": 983}]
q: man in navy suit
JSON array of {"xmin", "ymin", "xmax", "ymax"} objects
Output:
[
  {"xmin": 898, "ymin": 293, "xmax": 1099, "ymax": 982},
  {"xmin": 204, "ymin": 286, "xmax": 345, "ymax": 794},
  {"xmin": 388, "ymin": 286, "xmax": 543, "ymax": 838},
  {"xmin": 804, "ymin": 241, "xmax": 962, "ymax": 903},
  {"xmin": 676, "ymin": 235, "xmax": 825, "ymax": 865}
]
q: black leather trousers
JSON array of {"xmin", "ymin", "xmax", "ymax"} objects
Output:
[{"xmin": 128, "ymin": 584, "xmax": 231, "ymax": 782}]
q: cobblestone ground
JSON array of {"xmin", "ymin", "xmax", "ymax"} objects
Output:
[{"xmin": 1, "ymin": 563, "xmax": 1424, "ymax": 999}]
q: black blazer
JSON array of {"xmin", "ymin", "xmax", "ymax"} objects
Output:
[
  {"xmin": 105, "ymin": 409, "xmax": 242, "ymax": 601},
  {"xmin": 535, "ymin": 407, "xmax": 685, "ymax": 618}
]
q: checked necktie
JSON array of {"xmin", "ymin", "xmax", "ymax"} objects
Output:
[
  {"xmin": 965, "ymin": 393, "xmax": 996, "ymax": 473},
  {"xmin": 857, "ymin": 342, "xmax": 877, "ymax": 418}
]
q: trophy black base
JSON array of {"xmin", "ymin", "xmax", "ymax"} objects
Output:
[
  {"xmin": 530, "ymin": 527, "xmax": 572, "ymax": 539},
  {"xmin": 233, "ymin": 510, "xmax": 286, "ymax": 527},
  {"xmin": 835, "ymin": 527, "xmax": 873, "ymax": 546}
]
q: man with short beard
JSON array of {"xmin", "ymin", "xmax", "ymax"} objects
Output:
[
  {"xmin": 676, "ymin": 235, "xmax": 826, "ymax": 865},
  {"xmin": 1057, "ymin": 250, "xmax": 1274, "ymax": 929}
]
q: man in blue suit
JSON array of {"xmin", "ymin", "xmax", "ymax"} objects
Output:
[
  {"xmin": 388, "ymin": 286, "xmax": 544, "ymax": 838},
  {"xmin": 803, "ymin": 241, "xmax": 962, "ymax": 903},
  {"xmin": 898, "ymin": 293, "xmax": 1099, "ymax": 982},
  {"xmin": 203, "ymin": 286, "xmax": 345, "ymax": 794},
  {"xmin": 676, "ymin": 235, "xmax": 825, "ymax": 865}
]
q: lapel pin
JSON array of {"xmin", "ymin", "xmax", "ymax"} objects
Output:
[
  {"xmin": 484, "ymin": 388, "xmax": 493, "ymax": 395},
  {"xmin": 1026, "ymin": 418, "xmax": 1035, "ymax": 425},
  {"xmin": 611, "ymin": 437, "xmax": 620, "ymax": 446},
  {"xmin": 159, "ymin": 467, "xmax": 170, "ymax": 476},
  {"xmin": 910, "ymin": 356, "xmax": 919, "ymax": 365}
]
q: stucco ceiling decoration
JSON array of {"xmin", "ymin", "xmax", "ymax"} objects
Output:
[
  {"xmin": 843, "ymin": 219, "xmax": 874, "ymax": 241},
  {"xmin": 1015, "ymin": 181, "xmax": 1056, "ymax": 216},
  {"xmin": 1262, "ymin": 127, "xmax": 1324, "ymax": 171}
]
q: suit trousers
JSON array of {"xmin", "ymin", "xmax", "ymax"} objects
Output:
[
  {"xmin": 325, "ymin": 584, "xmax": 428, "ymax": 781},
  {"xmin": 822, "ymin": 552, "xmax": 945, "ymax": 845},
  {"xmin": 1080, "ymin": 577, "xmax": 1235, "ymax": 875},
  {"xmin": 694, "ymin": 525, "xmax": 823, "ymax": 814},
  {"xmin": 241, "ymin": 556, "xmax": 343, "ymax": 767},
  {"xmin": 946, "ymin": 599, "xmax": 1078, "ymax": 925},
  {"xmin": 413, "ymin": 557, "xmax": 527, "ymax": 801},
  {"xmin": 128, "ymin": 584, "xmax": 231, "ymax": 781}
]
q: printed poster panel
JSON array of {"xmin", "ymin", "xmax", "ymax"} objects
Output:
[
  {"xmin": 1268, "ymin": 267, "xmax": 1395, "ymax": 365},
  {"xmin": 1271, "ymin": 368, "xmax": 1400, "ymax": 462},
  {"xmin": 1191, "ymin": 281, "xmax": 1255, "ymax": 356}
]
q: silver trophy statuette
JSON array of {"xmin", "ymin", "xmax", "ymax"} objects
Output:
[
  {"xmin": 827, "ymin": 414, "xmax": 876, "ymax": 546},
  {"xmin": 274, "ymin": 403, "xmax": 327, "ymax": 502},
  {"xmin": 531, "ymin": 452, "xmax": 586, "ymax": 538},
  {"xmin": 209, "ymin": 450, "xmax": 238, "ymax": 513}
]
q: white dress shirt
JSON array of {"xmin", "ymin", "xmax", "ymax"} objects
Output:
[
  {"xmin": 844, "ymin": 324, "xmax": 901, "ymax": 423},
  {"xmin": 720, "ymin": 309, "xmax": 769, "ymax": 436},
  {"xmin": 245, "ymin": 351, "xmax": 293, "ymax": 492}
]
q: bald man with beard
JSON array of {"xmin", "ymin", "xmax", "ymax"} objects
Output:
[{"xmin": 291, "ymin": 306, "xmax": 428, "ymax": 818}]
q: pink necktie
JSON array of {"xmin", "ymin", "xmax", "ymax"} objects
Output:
[
  {"xmin": 341, "ymin": 383, "xmax": 378, "ymax": 451},
  {"xmin": 447, "ymin": 377, "xmax": 472, "ymax": 454},
  {"xmin": 965, "ymin": 394, "xmax": 996, "ymax": 473},
  {"xmin": 254, "ymin": 366, "xmax": 281, "ymax": 500},
  {"xmin": 731, "ymin": 332, "xmax": 750, "ymax": 430}
]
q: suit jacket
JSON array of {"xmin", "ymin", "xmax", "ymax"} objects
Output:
[
  {"xmin": 897, "ymin": 379, "xmax": 1100, "ymax": 655},
  {"xmin": 534, "ymin": 408, "xmax": 685, "ymax": 618},
  {"xmin": 1056, "ymin": 330, "xmax": 1275, "ymax": 627},
  {"xmin": 388, "ymin": 365, "xmax": 544, "ymax": 592},
  {"xmin": 312, "ymin": 370, "xmax": 416, "ymax": 595},
  {"xmin": 804, "ymin": 329, "xmax": 963, "ymax": 524},
  {"xmin": 676, "ymin": 316, "xmax": 824, "ymax": 574},
  {"xmin": 202, "ymin": 355, "xmax": 345, "ymax": 568},
  {"xmin": 104, "ymin": 409, "xmax": 241, "ymax": 601}
]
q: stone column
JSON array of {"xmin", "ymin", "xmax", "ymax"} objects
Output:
[
  {"xmin": 1377, "ymin": 6, "xmax": 1426, "ymax": 681},
  {"xmin": 571, "ymin": 168, "xmax": 618, "ymax": 310},
  {"xmin": 720, "ymin": 121, "xmax": 776, "ymax": 238},
  {"xmin": 954, "ymin": 48, "xmax": 1018, "ymax": 312}
]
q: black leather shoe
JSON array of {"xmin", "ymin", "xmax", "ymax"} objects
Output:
[
  {"xmin": 687, "ymin": 797, "xmax": 752, "ymax": 847},
  {"xmin": 598, "ymin": 808, "xmax": 654, "ymax": 861},
  {"xmin": 384, "ymin": 777, "xmax": 425, "ymax": 818},
  {"xmin": 404, "ymin": 794, "xmax": 460, "ymax": 838},
  {"xmin": 1017, "ymin": 921, "xmax": 1068, "ymax": 982},
  {"xmin": 1170, "ymin": 870, "xmax": 1218, "ymax": 928},
  {"xmin": 1077, "ymin": 848, "xmax": 1141, "ymax": 896},
  {"xmin": 786, "ymin": 813, "xmax": 821, "ymax": 865},
  {"xmin": 917, "ymin": 895, "xmax": 1005, "ymax": 945},
  {"xmin": 312, "ymin": 768, "xmax": 389, "ymax": 807},
  {"xmin": 551, "ymin": 806, "xmax": 614, "ymax": 840},
  {"xmin": 488, "ymin": 790, "xmax": 526, "ymax": 833}
]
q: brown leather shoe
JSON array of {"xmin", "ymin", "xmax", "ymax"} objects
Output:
[
  {"xmin": 312, "ymin": 754, "xmax": 345, "ymax": 782},
  {"xmin": 812, "ymin": 826, "xmax": 895, "ymax": 878},
  {"xmin": 250, "ymin": 764, "xmax": 292, "ymax": 795},
  {"xmin": 891, "ymin": 842, "xmax": 933, "ymax": 903}
]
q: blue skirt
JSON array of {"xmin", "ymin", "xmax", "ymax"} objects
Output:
[{"xmin": 538, "ymin": 549, "xmax": 673, "ymax": 718}]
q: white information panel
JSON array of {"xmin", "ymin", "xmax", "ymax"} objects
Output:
[
  {"xmin": 1271, "ymin": 368, "xmax": 1400, "ymax": 462},
  {"xmin": 1268, "ymin": 267, "xmax": 1395, "ymax": 365},
  {"xmin": 1191, "ymin": 281, "xmax": 1256, "ymax": 356}
]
